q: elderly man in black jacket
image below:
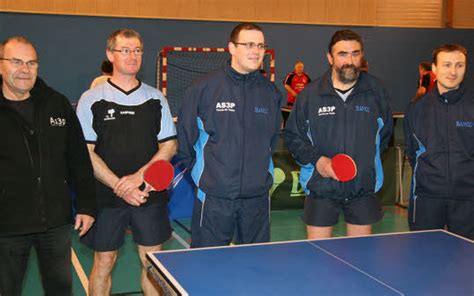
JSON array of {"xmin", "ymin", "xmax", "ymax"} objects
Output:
[{"xmin": 0, "ymin": 36, "xmax": 96, "ymax": 295}]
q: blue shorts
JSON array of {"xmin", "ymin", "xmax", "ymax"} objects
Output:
[
  {"xmin": 191, "ymin": 194, "xmax": 270, "ymax": 248},
  {"xmin": 303, "ymin": 194, "xmax": 383, "ymax": 227},
  {"xmin": 81, "ymin": 201, "xmax": 171, "ymax": 252}
]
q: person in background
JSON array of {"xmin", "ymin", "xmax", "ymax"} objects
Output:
[
  {"xmin": 414, "ymin": 62, "xmax": 436, "ymax": 100},
  {"xmin": 360, "ymin": 57, "xmax": 369, "ymax": 73},
  {"xmin": 282, "ymin": 61, "xmax": 311, "ymax": 126},
  {"xmin": 283, "ymin": 61, "xmax": 311, "ymax": 107},
  {"xmin": 90, "ymin": 60, "xmax": 113, "ymax": 89}
]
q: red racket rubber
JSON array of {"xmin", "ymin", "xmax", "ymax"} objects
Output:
[
  {"xmin": 142, "ymin": 160, "xmax": 174, "ymax": 192},
  {"xmin": 331, "ymin": 154, "xmax": 357, "ymax": 182}
]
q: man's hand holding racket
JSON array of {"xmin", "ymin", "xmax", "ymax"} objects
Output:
[
  {"xmin": 114, "ymin": 172, "xmax": 144, "ymax": 197},
  {"xmin": 316, "ymin": 154, "xmax": 357, "ymax": 182},
  {"xmin": 316, "ymin": 156, "xmax": 338, "ymax": 180},
  {"xmin": 114, "ymin": 159, "xmax": 182, "ymax": 206}
]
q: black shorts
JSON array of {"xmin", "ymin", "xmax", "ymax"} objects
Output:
[
  {"xmin": 303, "ymin": 195, "xmax": 383, "ymax": 227},
  {"xmin": 191, "ymin": 194, "xmax": 270, "ymax": 248},
  {"xmin": 81, "ymin": 201, "xmax": 171, "ymax": 252},
  {"xmin": 409, "ymin": 196, "xmax": 474, "ymax": 240}
]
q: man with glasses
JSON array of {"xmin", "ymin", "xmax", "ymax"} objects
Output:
[
  {"xmin": 284, "ymin": 30, "xmax": 393, "ymax": 239},
  {"xmin": 77, "ymin": 29, "xmax": 177, "ymax": 295},
  {"xmin": 0, "ymin": 36, "xmax": 96, "ymax": 295},
  {"xmin": 177, "ymin": 22, "xmax": 283, "ymax": 248}
]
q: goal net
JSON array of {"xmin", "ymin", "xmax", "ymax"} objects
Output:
[{"xmin": 156, "ymin": 47, "xmax": 275, "ymax": 116}]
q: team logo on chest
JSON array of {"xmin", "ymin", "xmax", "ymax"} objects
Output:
[
  {"xmin": 104, "ymin": 108, "xmax": 116, "ymax": 121},
  {"xmin": 255, "ymin": 106, "xmax": 269, "ymax": 114},
  {"xmin": 456, "ymin": 121, "xmax": 473, "ymax": 128},
  {"xmin": 49, "ymin": 117, "xmax": 66, "ymax": 127},
  {"xmin": 216, "ymin": 102, "xmax": 236, "ymax": 112},
  {"xmin": 355, "ymin": 105, "xmax": 370, "ymax": 113},
  {"xmin": 318, "ymin": 106, "xmax": 336, "ymax": 116}
]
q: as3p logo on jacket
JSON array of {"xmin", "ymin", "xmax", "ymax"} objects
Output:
[
  {"xmin": 318, "ymin": 106, "xmax": 336, "ymax": 116},
  {"xmin": 216, "ymin": 102, "xmax": 236, "ymax": 112},
  {"xmin": 49, "ymin": 117, "xmax": 66, "ymax": 127}
]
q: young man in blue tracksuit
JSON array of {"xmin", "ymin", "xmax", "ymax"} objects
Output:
[
  {"xmin": 284, "ymin": 30, "xmax": 393, "ymax": 239},
  {"xmin": 177, "ymin": 23, "xmax": 283, "ymax": 248},
  {"xmin": 404, "ymin": 44, "xmax": 473, "ymax": 240}
]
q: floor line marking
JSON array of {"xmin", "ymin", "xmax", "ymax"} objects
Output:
[
  {"xmin": 71, "ymin": 247, "xmax": 89, "ymax": 296},
  {"xmin": 383, "ymin": 206, "xmax": 408, "ymax": 217}
]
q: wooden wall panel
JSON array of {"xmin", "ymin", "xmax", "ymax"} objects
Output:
[
  {"xmin": 452, "ymin": 0, "xmax": 474, "ymax": 28},
  {"xmin": 0, "ymin": 0, "xmax": 472, "ymax": 28},
  {"xmin": 4, "ymin": 0, "xmax": 35, "ymax": 11},
  {"xmin": 257, "ymin": 0, "xmax": 309, "ymax": 23},
  {"xmin": 74, "ymin": 0, "xmax": 97, "ymax": 15},
  {"xmin": 376, "ymin": 0, "xmax": 443, "ymax": 27},
  {"xmin": 307, "ymin": 0, "xmax": 328, "ymax": 23},
  {"xmin": 197, "ymin": 0, "xmax": 255, "ymax": 21},
  {"xmin": 325, "ymin": 0, "xmax": 376, "ymax": 26},
  {"xmin": 51, "ymin": 0, "xmax": 76, "ymax": 14}
]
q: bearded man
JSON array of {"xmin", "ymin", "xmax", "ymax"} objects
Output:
[{"xmin": 284, "ymin": 30, "xmax": 393, "ymax": 239}]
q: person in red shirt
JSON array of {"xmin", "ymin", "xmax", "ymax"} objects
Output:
[
  {"xmin": 283, "ymin": 61, "xmax": 311, "ymax": 106},
  {"xmin": 414, "ymin": 62, "xmax": 436, "ymax": 100}
]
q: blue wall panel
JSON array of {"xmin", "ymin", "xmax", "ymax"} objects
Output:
[{"xmin": 1, "ymin": 12, "xmax": 473, "ymax": 111}]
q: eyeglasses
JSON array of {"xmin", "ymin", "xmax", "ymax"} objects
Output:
[
  {"xmin": 1, "ymin": 58, "xmax": 39, "ymax": 69},
  {"xmin": 112, "ymin": 48, "xmax": 143, "ymax": 56},
  {"xmin": 233, "ymin": 42, "xmax": 267, "ymax": 50}
]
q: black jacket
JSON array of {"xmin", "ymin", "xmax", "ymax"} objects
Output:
[
  {"xmin": 177, "ymin": 65, "xmax": 283, "ymax": 200},
  {"xmin": 404, "ymin": 85, "xmax": 474, "ymax": 201},
  {"xmin": 0, "ymin": 78, "xmax": 96, "ymax": 236},
  {"xmin": 284, "ymin": 70, "xmax": 393, "ymax": 200}
]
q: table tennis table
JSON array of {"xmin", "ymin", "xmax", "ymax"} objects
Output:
[{"xmin": 147, "ymin": 230, "xmax": 473, "ymax": 295}]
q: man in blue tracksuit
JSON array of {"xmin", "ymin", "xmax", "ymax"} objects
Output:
[
  {"xmin": 177, "ymin": 23, "xmax": 283, "ymax": 248},
  {"xmin": 404, "ymin": 44, "xmax": 473, "ymax": 240},
  {"xmin": 284, "ymin": 30, "xmax": 393, "ymax": 239}
]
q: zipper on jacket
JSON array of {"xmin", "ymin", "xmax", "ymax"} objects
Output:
[
  {"xmin": 343, "ymin": 101, "xmax": 348, "ymax": 196},
  {"xmin": 343, "ymin": 102, "xmax": 348, "ymax": 153},
  {"xmin": 239, "ymin": 77, "xmax": 247, "ymax": 197},
  {"xmin": 23, "ymin": 133, "xmax": 35, "ymax": 169},
  {"xmin": 445, "ymin": 103, "xmax": 451, "ymax": 197},
  {"xmin": 34, "ymin": 100, "xmax": 47, "ymax": 230}
]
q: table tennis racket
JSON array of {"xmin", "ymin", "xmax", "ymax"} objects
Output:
[
  {"xmin": 331, "ymin": 153, "xmax": 357, "ymax": 182},
  {"xmin": 141, "ymin": 160, "xmax": 174, "ymax": 192}
]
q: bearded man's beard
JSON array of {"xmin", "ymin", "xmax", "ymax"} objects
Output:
[{"xmin": 335, "ymin": 64, "xmax": 360, "ymax": 84}]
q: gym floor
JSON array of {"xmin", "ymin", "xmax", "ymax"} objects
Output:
[{"xmin": 21, "ymin": 206, "xmax": 408, "ymax": 296}]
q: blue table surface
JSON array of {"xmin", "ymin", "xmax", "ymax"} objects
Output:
[{"xmin": 147, "ymin": 230, "xmax": 474, "ymax": 295}]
